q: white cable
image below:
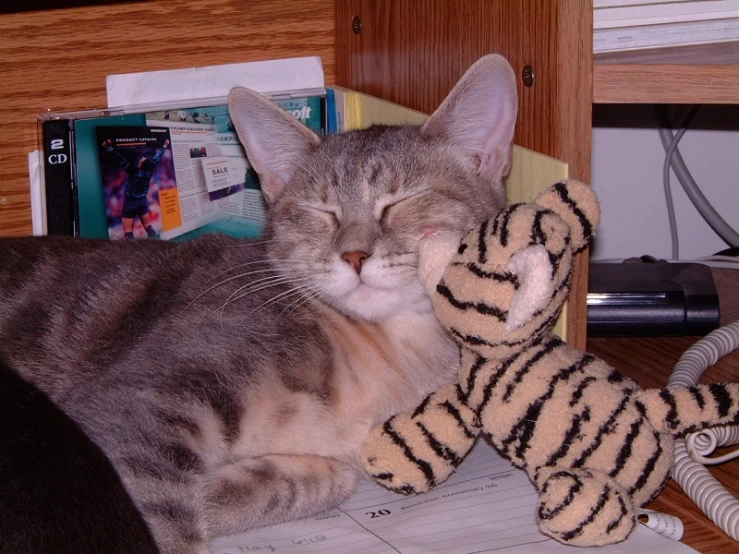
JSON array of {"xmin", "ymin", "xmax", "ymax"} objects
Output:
[
  {"xmin": 657, "ymin": 106, "xmax": 739, "ymax": 256},
  {"xmin": 668, "ymin": 320, "xmax": 739, "ymax": 541},
  {"xmin": 660, "ymin": 105, "xmax": 699, "ymax": 260},
  {"xmin": 686, "ymin": 426, "xmax": 739, "ymax": 465}
]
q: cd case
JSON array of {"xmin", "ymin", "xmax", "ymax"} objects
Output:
[{"xmin": 37, "ymin": 89, "xmax": 326, "ymax": 242}]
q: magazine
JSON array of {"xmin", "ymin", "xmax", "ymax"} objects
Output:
[
  {"xmin": 38, "ymin": 93, "xmax": 325, "ymax": 240},
  {"xmin": 95, "ymin": 126, "xmax": 176, "ymax": 240}
]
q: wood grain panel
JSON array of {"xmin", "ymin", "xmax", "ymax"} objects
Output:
[
  {"xmin": 594, "ymin": 42, "xmax": 739, "ymax": 104},
  {"xmin": 590, "ymin": 336, "xmax": 739, "ymax": 553},
  {"xmin": 0, "ymin": 0, "xmax": 335, "ymax": 237},
  {"xmin": 336, "ymin": 0, "xmax": 592, "ymax": 348},
  {"xmin": 594, "ymin": 63, "xmax": 739, "ymax": 104},
  {"xmin": 556, "ymin": 0, "xmax": 593, "ymax": 351}
]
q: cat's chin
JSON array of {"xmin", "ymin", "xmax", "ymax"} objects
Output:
[{"xmin": 332, "ymin": 283, "xmax": 431, "ymax": 322}]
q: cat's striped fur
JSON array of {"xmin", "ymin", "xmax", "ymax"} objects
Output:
[{"xmin": 0, "ymin": 55, "xmax": 518, "ymax": 553}]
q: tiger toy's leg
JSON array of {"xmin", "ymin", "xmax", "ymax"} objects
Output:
[
  {"xmin": 362, "ymin": 384, "xmax": 481, "ymax": 494},
  {"xmin": 534, "ymin": 467, "xmax": 635, "ymax": 546}
]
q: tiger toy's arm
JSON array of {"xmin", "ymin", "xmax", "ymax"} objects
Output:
[{"xmin": 362, "ymin": 383, "xmax": 480, "ymax": 494}]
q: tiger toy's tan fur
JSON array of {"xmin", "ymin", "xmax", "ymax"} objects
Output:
[{"xmin": 362, "ymin": 180, "xmax": 739, "ymax": 546}]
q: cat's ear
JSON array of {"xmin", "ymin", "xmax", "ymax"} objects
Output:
[
  {"xmin": 228, "ymin": 87, "xmax": 321, "ymax": 203},
  {"xmin": 421, "ymin": 54, "xmax": 518, "ymax": 185}
]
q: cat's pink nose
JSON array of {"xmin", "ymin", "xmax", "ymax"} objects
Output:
[{"xmin": 342, "ymin": 250, "xmax": 370, "ymax": 274}]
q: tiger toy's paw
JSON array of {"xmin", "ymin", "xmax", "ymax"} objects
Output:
[
  {"xmin": 362, "ymin": 384, "xmax": 480, "ymax": 494},
  {"xmin": 535, "ymin": 467, "xmax": 635, "ymax": 547}
]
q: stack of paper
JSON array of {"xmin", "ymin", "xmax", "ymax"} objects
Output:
[{"xmin": 594, "ymin": 0, "xmax": 739, "ymax": 52}]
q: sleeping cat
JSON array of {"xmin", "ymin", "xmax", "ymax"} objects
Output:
[{"xmin": 0, "ymin": 54, "xmax": 517, "ymax": 554}]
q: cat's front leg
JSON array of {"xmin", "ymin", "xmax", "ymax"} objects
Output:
[
  {"xmin": 203, "ymin": 454, "xmax": 358, "ymax": 539},
  {"xmin": 128, "ymin": 476, "xmax": 212, "ymax": 554}
]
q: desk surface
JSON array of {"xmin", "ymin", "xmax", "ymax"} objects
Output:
[{"xmin": 589, "ymin": 335, "xmax": 739, "ymax": 553}]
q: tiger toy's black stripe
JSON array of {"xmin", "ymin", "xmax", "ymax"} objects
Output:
[
  {"xmin": 572, "ymin": 395, "xmax": 632, "ymax": 469},
  {"xmin": 553, "ymin": 181, "xmax": 593, "ymax": 250},
  {"xmin": 627, "ymin": 431, "xmax": 664, "ymax": 496},
  {"xmin": 412, "ymin": 394, "xmax": 433, "ymax": 418},
  {"xmin": 660, "ymin": 389, "xmax": 680, "ymax": 430},
  {"xmin": 441, "ymin": 399, "xmax": 479, "ymax": 440},
  {"xmin": 569, "ymin": 376, "xmax": 597, "ymax": 408},
  {"xmin": 477, "ymin": 219, "xmax": 489, "ymax": 263},
  {"xmin": 417, "ymin": 422, "xmax": 464, "ymax": 467},
  {"xmin": 456, "ymin": 261, "xmax": 520, "ymax": 288},
  {"xmin": 560, "ymin": 485, "xmax": 613, "ymax": 541},
  {"xmin": 690, "ymin": 386, "xmax": 706, "ymax": 410},
  {"xmin": 605, "ymin": 495, "xmax": 630, "ymax": 534},
  {"xmin": 502, "ymin": 336, "xmax": 563, "ymax": 403},
  {"xmin": 710, "ymin": 383, "xmax": 733, "ymax": 418},
  {"xmin": 532, "ymin": 210, "xmax": 556, "ymax": 252},
  {"xmin": 538, "ymin": 471, "xmax": 585, "ymax": 520},
  {"xmin": 436, "ymin": 284, "xmax": 507, "ymax": 321},
  {"xmin": 545, "ymin": 406, "xmax": 592, "ymax": 467},
  {"xmin": 609, "ymin": 416, "xmax": 645, "ymax": 479},
  {"xmin": 381, "ymin": 419, "xmax": 436, "ymax": 488},
  {"xmin": 464, "ymin": 354, "xmax": 487, "ymax": 403}
]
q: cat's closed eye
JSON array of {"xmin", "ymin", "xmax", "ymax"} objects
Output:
[
  {"xmin": 318, "ymin": 208, "xmax": 339, "ymax": 229},
  {"xmin": 300, "ymin": 204, "xmax": 340, "ymax": 229},
  {"xmin": 376, "ymin": 190, "xmax": 430, "ymax": 225}
]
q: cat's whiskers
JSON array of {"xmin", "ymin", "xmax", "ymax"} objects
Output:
[
  {"xmin": 240, "ymin": 283, "xmax": 321, "ymax": 322},
  {"xmin": 207, "ymin": 257, "xmax": 311, "ymax": 281},
  {"xmin": 232, "ymin": 239, "xmax": 274, "ymax": 248},
  {"xmin": 180, "ymin": 267, "xmax": 285, "ymax": 316},
  {"xmin": 187, "ymin": 260, "xmax": 323, "ymax": 314},
  {"xmin": 214, "ymin": 275, "xmax": 314, "ymax": 324},
  {"xmin": 278, "ymin": 287, "xmax": 324, "ymax": 320},
  {"xmin": 208, "ymin": 259, "xmax": 276, "ymax": 280},
  {"xmin": 205, "ymin": 253, "xmax": 318, "ymax": 280}
]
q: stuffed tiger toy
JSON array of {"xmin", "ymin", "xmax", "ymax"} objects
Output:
[{"xmin": 362, "ymin": 180, "xmax": 739, "ymax": 547}]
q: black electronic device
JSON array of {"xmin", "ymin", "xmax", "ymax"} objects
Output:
[{"xmin": 587, "ymin": 262, "xmax": 720, "ymax": 337}]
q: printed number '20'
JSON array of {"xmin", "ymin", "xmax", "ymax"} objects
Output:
[{"xmin": 366, "ymin": 509, "xmax": 391, "ymax": 518}]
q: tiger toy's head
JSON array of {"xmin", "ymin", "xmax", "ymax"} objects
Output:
[{"xmin": 419, "ymin": 180, "xmax": 600, "ymax": 359}]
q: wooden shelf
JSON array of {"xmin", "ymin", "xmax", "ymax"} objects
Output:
[{"xmin": 594, "ymin": 41, "xmax": 739, "ymax": 104}]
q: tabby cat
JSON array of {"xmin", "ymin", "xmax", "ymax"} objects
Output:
[{"xmin": 0, "ymin": 54, "xmax": 517, "ymax": 554}]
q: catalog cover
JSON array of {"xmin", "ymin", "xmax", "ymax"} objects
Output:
[
  {"xmin": 95, "ymin": 126, "xmax": 178, "ymax": 240},
  {"xmin": 38, "ymin": 93, "xmax": 325, "ymax": 240}
]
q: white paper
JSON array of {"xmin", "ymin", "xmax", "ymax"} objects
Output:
[
  {"xmin": 140, "ymin": 113, "xmax": 261, "ymax": 241},
  {"xmin": 209, "ymin": 441, "xmax": 697, "ymax": 554},
  {"xmin": 28, "ymin": 149, "xmax": 46, "ymax": 236},
  {"xmin": 106, "ymin": 56, "xmax": 325, "ymax": 108},
  {"xmin": 637, "ymin": 509, "xmax": 685, "ymax": 541},
  {"xmin": 201, "ymin": 156, "xmax": 249, "ymax": 193}
]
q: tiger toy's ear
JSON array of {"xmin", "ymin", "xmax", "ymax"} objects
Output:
[
  {"xmin": 506, "ymin": 181, "xmax": 601, "ymax": 330},
  {"xmin": 431, "ymin": 180, "xmax": 599, "ymax": 356},
  {"xmin": 534, "ymin": 180, "xmax": 601, "ymax": 254}
]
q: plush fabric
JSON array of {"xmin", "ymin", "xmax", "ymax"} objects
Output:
[{"xmin": 362, "ymin": 180, "xmax": 739, "ymax": 546}]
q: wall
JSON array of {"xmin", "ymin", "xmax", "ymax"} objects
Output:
[{"xmin": 591, "ymin": 104, "xmax": 739, "ymax": 261}]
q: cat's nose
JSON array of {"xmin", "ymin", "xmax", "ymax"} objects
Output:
[{"xmin": 342, "ymin": 250, "xmax": 370, "ymax": 274}]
